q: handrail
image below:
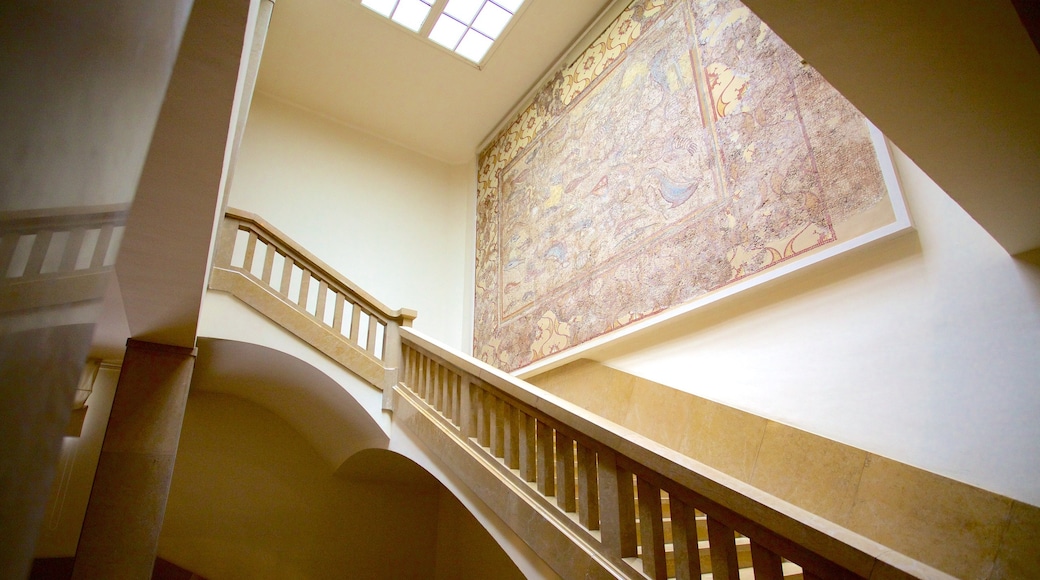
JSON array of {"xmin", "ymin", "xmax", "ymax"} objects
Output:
[
  {"xmin": 210, "ymin": 209, "xmax": 415, "ymax": 396},
  {"xmin": 396, "ymin": 327, "xmax": 953, "ymax": 580}
]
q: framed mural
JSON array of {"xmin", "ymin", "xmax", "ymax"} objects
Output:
[{"xmin": 474, "ymin": 0, "xmax": 911, "ymax": 373}]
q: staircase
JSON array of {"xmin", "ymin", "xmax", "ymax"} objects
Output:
[{"xmin": 207, "ymin": 208, "xmax": 952, "ymax": 580}]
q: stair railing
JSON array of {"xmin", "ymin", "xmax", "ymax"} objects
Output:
[
  {"xmin": 0, "ymin": 204, "xmax": 129, "ymax": 315},
  {"xmin": 395, "ymin": 328, "xmax": 951, "ymax": 580},
  {"xmin": 210, "ymin": 208, "xmax": 416, "ymax": 395},
  {"xmin": 207, "ymin": 208, "xmax": 948, "ymax": 579}
]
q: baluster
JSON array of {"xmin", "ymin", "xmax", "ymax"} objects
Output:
[
  {"xmin": 637, "ymin": 477, "xmax": 667, "ymax": 579},
  {"xmin": 555, "ymin": 432, "xmax": 576, "ymax": 512},
  {"xmin": 459, "ymin": 375, "xmax": 474, "ymax": 438},
  {"xmin": 409, "ymin": 348, "xmax": 420, "ymax": 392},
  {"xmin": 706, "ymin": 516, "xmax": 740, "ymax": 580},
  {"xmin": 518, "ymin": 411, "xmax": 537, "ymax": 482},
  {"xmin": 441, "ymin": 366, "xmax": 451, "ymax": 416},
  {"xmin": 435, "ymin": 363, "xmax": 446, "ymax": 414},
  {"xmin": 366, "ymin": 316, "xmax": 378, "ymax": 355},
  {"xmin": 399, "ymin": 346, "xmax": 410, "ymax": 386},
  {"xmin": 446, "ymin": 372, "xmax": 458, "ymax": 425},
  {"xmin": 90, "ymin": 224, "xmax": 114, "ymax": 269},
  {"xmin": 315, "ymin": 280, "xmax": 328, "ymax": 324},
  {"xmin": 502, "ymin": 402, "xmax": 519, "ymax": 469},
  {"xmin": 475, "ymin": 385, "xmax": 490, "ymax": 447},
  {"xmin": 279, "ymin": 256, "xmax": 294, "ymax": 297},
  {"xmin": 422, "ymin": 356, "xmax": 432, "ymax": 402},
  {"xmin": 576, "ymin": 443, "xmax": 599, "ymax": 530},
  {"xmin": 415, "ymin": 355, "xmax": 425, "ymax": 398},
  {"xmin": 408, "ymin": 347, "xmax": 418, "ymax": 388},
  {"xmin": 412, "ymin": 350, "xmax": 422, "ymax": 393},
  {"xmin": 333, "ymin": 292, "xmax": 345, "ymax": 333},
  {"xmin": 261, "ymin": 243, "xmax": 275, "ymax": 284},
  {"xmin": 429, "ymin": 361, "xmax": 440, "ymax": 409},
  {"xmin": 242, "ymin": 231, "xmax": 258, "ymax": 274},
  {"xmin": 490, "ymin": 395, "xmax": 504, "ymax": 458},
  {"xmin": 24, "ymin": 231, "xmax": 52, "ymax": 277},
  {"xmin": 750, "ymin": 541, "xmax": 784, "ymax": 580},
  {"xmin": 597, "ymin": 450, "xmax": 637, "ymax": 559},
  {"xmin": 349, "ymin": 303, "xmax": 362, "ymax": 344},
  {"xmin": 297, "ymin": 269, "xmax": 311, "ymax": 310},
  {"xmin": 0, "ymin": 233, "xmax": 20, "ymax": 276},
  {"xmin": 454, "ymin": 374, "xmax": 463, "ymax": 426},
  {"xmin": 60, "ymin": 228, "xmax": 85, "ymax": 272},
  {"xmin": 670, "ymin": 498, "xmax": 702, "ymax": 580},
  {"xmin": 536, "ymin": 420, "xmax": 555, "ymax": 497}
]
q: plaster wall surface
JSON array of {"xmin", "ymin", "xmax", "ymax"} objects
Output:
[
  {"xmin": 601, "ymin": 148, "xmax": 1040, "ymax": 507},
  {"xmin": 226, "ymin": 94, "xmax": 473, "ymax": 350},
  {"xmin": 33, "ymin": 366, "xmax": 119, "ymax": 558},
  {"xmin": 159, "ymin": 391, "xmax": 440, "ymax": 579}
]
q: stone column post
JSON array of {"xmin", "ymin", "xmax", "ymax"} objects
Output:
[{"xmin": 71, "ymin": 339, "xmax": 196, "ymax": 579}]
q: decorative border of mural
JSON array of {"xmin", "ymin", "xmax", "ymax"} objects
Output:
[{"xmin": 473, "ymin": 0, "xmax": 911, "ymax": 374}]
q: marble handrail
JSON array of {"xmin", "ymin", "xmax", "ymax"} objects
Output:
[
  {"xmin": 213, "ymin": 208, "xmax": 415, "ymax": 376},
  {"xmin": 397, "ymin": 327, "xmax": 953, "ymax": 580}
]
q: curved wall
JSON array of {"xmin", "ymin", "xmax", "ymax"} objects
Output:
[{"xmin": 160, "ymin": 391, "xmax": 439, "ymax": 579}]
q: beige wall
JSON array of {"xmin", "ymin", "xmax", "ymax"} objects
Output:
[
  {"xmin": 433, "ymin": 487, "xmax": 526, "ymax": 580},
  {"xmin": 33, "ymin": 365, "xmax": 119, "ymax": 558},
  {"xmin": 595, "ymin": 147, "xmax": 1040, "ymax": 507},
  {"xmin": 160, "ymin": 391, "xmax": 439, "ymax": 579},
  {"xmin": 226, "ymin": 94, "xmax": 474, "ymax": 350}
]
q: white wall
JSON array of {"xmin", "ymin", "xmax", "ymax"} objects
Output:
[
  {"xmin": 602, "ymin": 147, "xmax": 1040, "ymax": 506},
  {"xmin": 227, "ymin": 94, "xmax": 473, "ymax": 349}
]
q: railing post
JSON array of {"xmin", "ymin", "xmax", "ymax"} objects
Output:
[
  {"xmin": 381, "ymin": 319, "xmax": 402, "ymax": 410},
  {"xmin": 213, "ymin": 214, "xmax": 238, "ymax": 269},
  {"xmin": 459, "ymin": 375, "xmax": 474, "ymax": 438},
  {"xmin": 671, "ymin": 497, "xmax": 702, "ymax": 580},
  {"xmin": 707, "ymin": 516, "xmax": 740, "ymax": 580},
  {"xmin": 597, "ymin": 449, "xmax": 637, "ymax": 559},
  {"xmin": 555, "ymin": 432, "xmax": 576, "ymax": 512},
  {"xmin": 577, "ymin": 442, "xmax": 599, "ymax": 530},
  {"xmin": 637, "ymin": 477, "xmax": 667, "ymax": 579}
]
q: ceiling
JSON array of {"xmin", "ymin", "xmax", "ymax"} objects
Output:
[{"xmin": 256, "ymin": 0, "xmax": 620, "ymax": 164}]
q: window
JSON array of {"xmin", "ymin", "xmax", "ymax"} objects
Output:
[{"xmin": 360, "ymin": 0, "xmax": 526, "ymax": 65}]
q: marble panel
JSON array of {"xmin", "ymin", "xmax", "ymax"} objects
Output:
[
  {"xmin": 750, "ymin": 422, "xmax": 866, "ymax": 525},
  {"xmin": 988, "ymin": 500, "xmax": 1040, "ymax": 579},
  {"xmin": 847, "ymin": 455, "xmax": 1013, "ymax": 579}
]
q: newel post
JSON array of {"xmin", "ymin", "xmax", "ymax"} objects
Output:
[
  {"xmin": 212, "ymin": 213, "xmax": 238, "ymax": 269},
  {"xmin": 381, "ymin": 309, "xmax": 416, "ymax": 410}
]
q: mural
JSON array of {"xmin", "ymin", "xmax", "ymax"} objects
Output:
[{"xmin": 474, "ymin": 0, "xmax": 903, "ymax": 371}]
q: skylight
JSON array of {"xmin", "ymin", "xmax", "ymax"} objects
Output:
[{"xmin": 360, "ymin": 0, "xmax": 526, "ymax": 65}]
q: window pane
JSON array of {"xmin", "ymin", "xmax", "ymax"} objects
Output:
[
  {"xmin": 472, "ymin": 2, "xmax": 511, "ymax": 40},
  {"xmin": 429, "ymin": 15, "xmax": 467, "ymax": 49},
  {"xmin": 361, "ymin": 0, "xmax": 397, "ymax": 18},
  {"xmin": 444, "ymin": 0, "xmax": 484, "ymax": 25},
  {"xmin": 392, "ymin": 0, "xmax": 431, "ymax": 31},
  {"xmin": 455, "ymin": 28, "xmax": 493, "ymax": 62}
]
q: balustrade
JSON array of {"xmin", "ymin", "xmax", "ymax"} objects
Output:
[
  {"xmin": 397, "ymin": 329, "xmax": 942, "ymax": 580},
  {"xmin": 0, "ymin": 204, "xmax": 128, "ymax": 314},
  {"xmin": 211, "ymin": 209, "xmax": 414, "ymax": 384}
]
